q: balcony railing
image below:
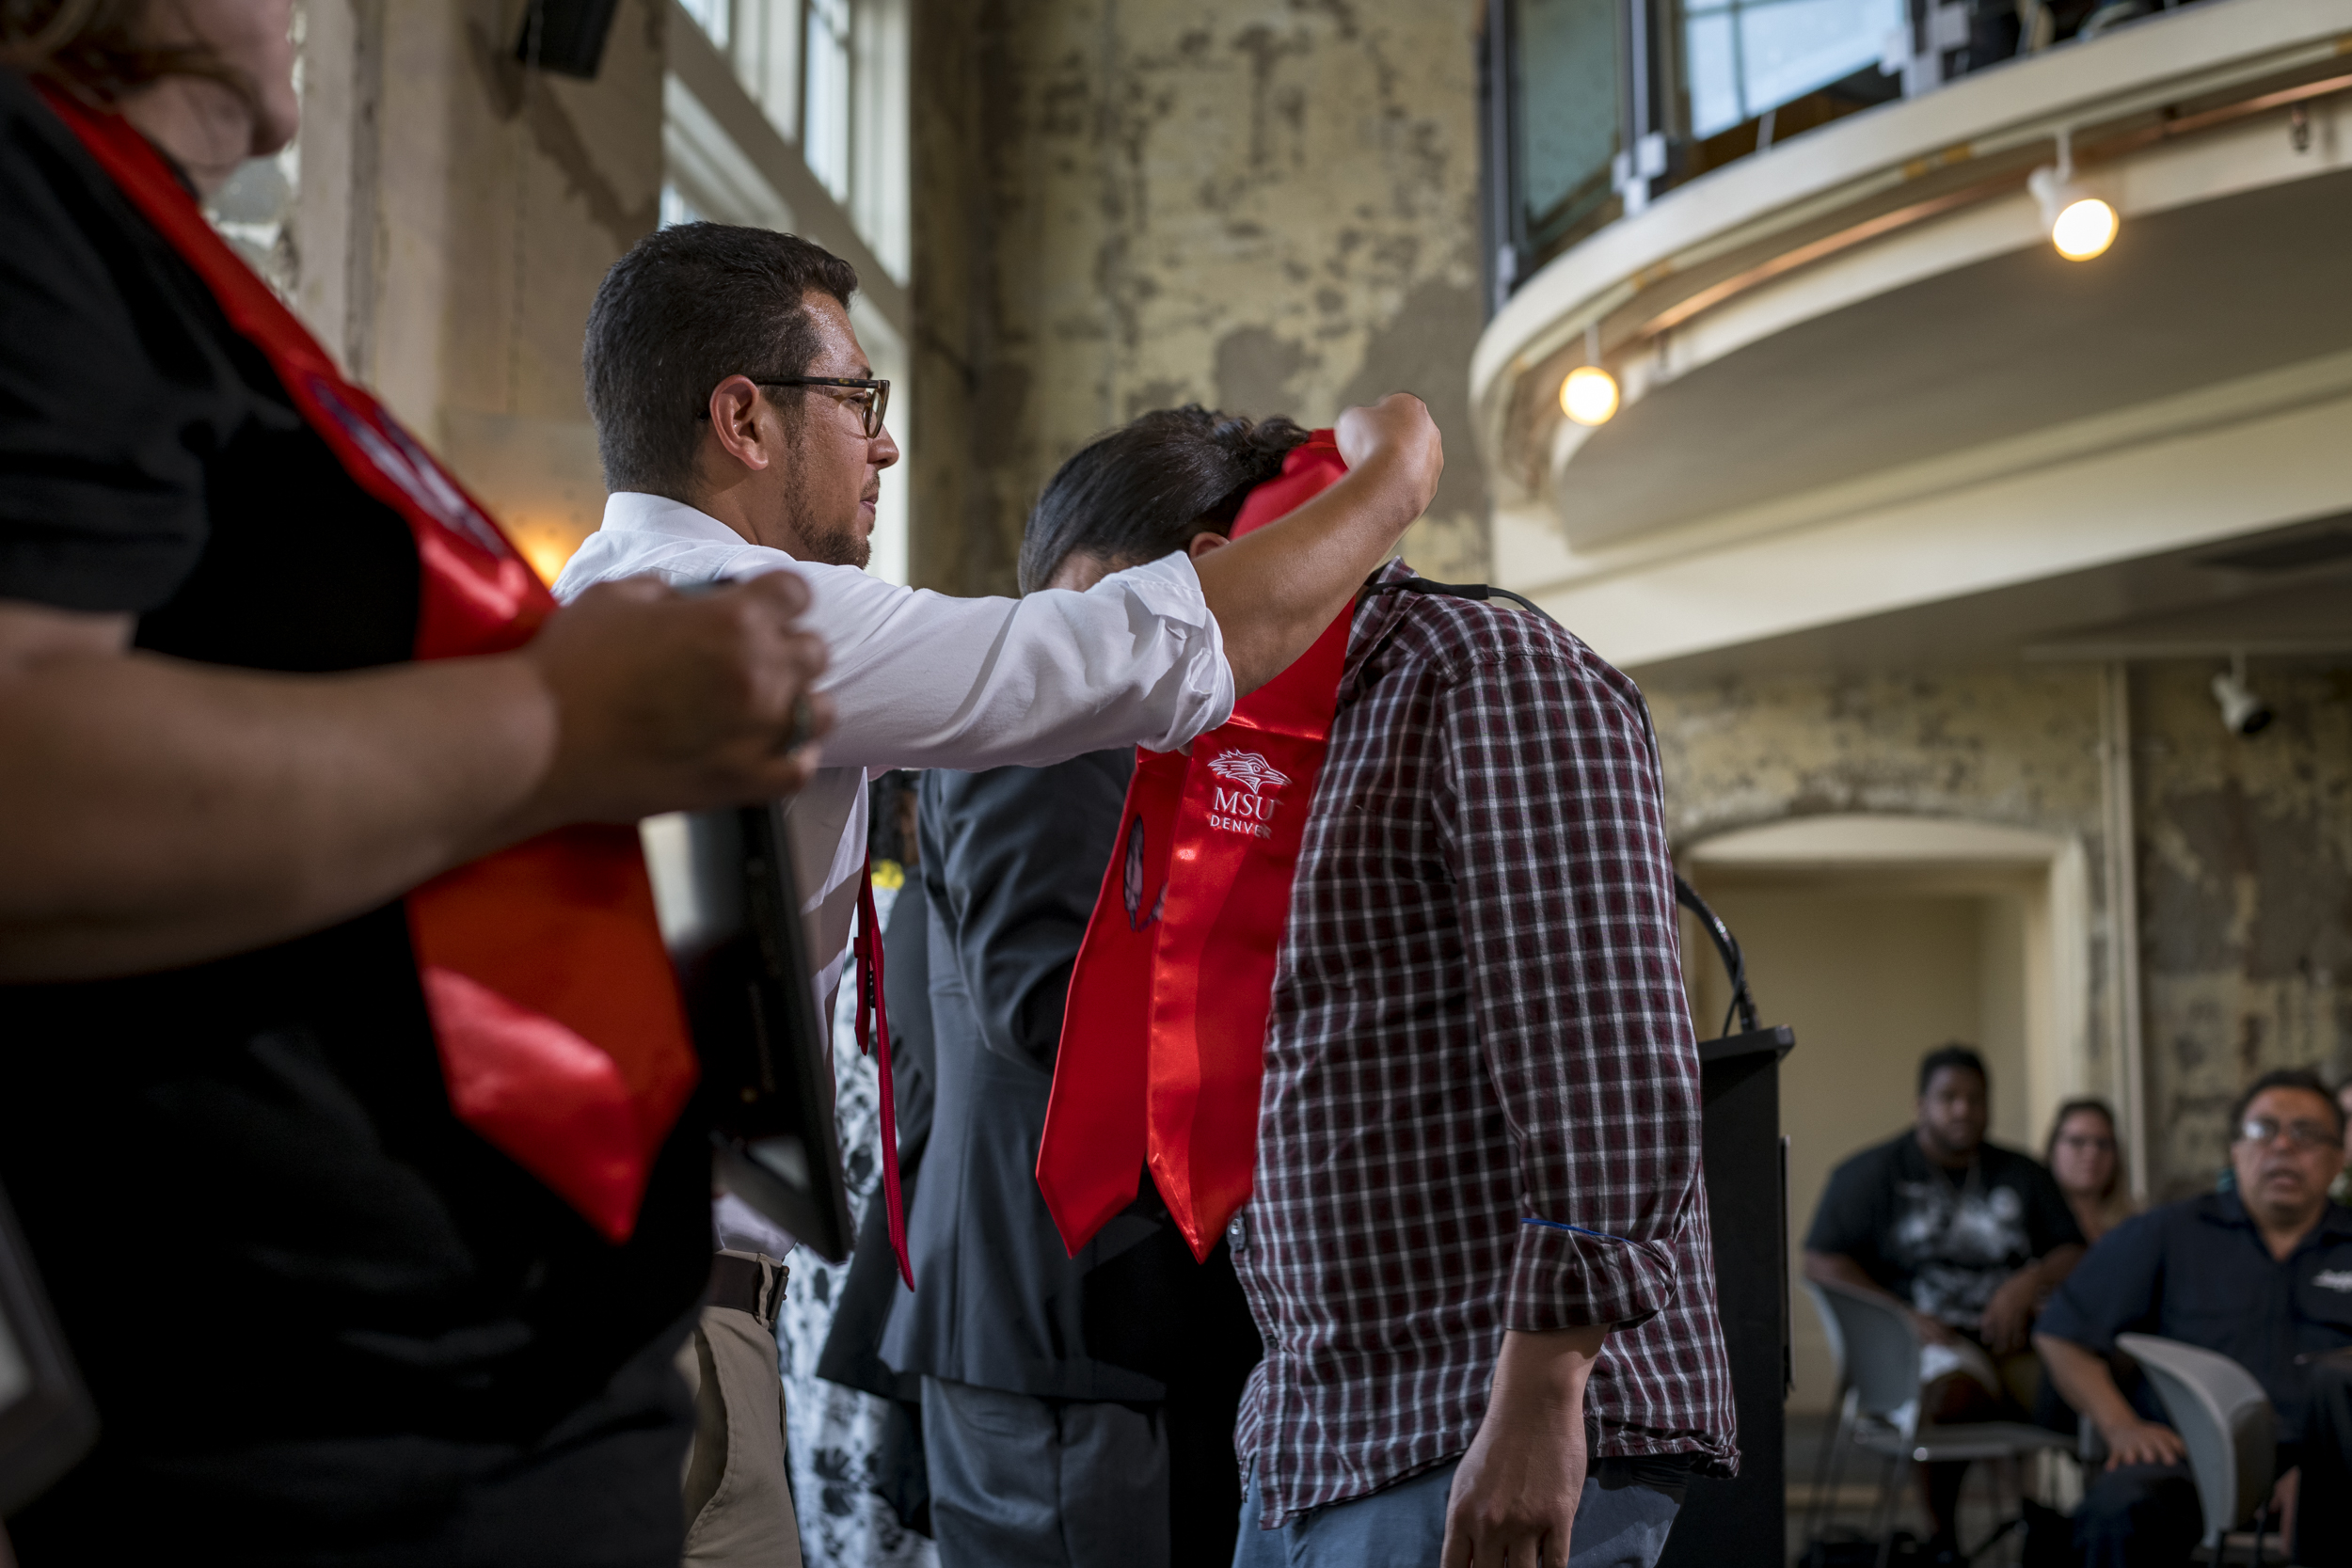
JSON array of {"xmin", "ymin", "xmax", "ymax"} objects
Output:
[{"xmin": 1482, "ymin": 0, "xmax": 2214, "ymax": 305}]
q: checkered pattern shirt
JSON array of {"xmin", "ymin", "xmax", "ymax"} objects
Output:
[{"xmin": 1231, "ymin": 561, "xmax": 1739, "ymax": 1527}]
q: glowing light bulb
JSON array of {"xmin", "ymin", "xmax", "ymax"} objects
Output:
[
  {"xmin": 1560, "ymin": 365, "xmax": 1619, "ymax": 426},
  {"xmin": 511, "ymin": 526, "xmax": 583, "ymax": 586},
  {"xmin": 2051, "ymin": 197, "xmax": 2117, "ymax": 261}
]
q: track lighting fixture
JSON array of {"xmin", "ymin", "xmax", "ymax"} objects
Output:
[
  {"xmin": 2211, "ymin": 652, "xmax": 2273, "ymax": 736},
  {"xmin": 1560, "ymin": 324, "xmax": 1619, "ymax": 427},
  {"xmin": 2028, "ymin": 130, "xmax": 2117, "ymax": 261}
]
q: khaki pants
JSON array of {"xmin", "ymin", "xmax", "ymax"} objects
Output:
[{"xmin": 675, "ymin": 1252, "xmax": 803, "ymax": 1567}]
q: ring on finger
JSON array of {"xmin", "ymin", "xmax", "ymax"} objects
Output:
[{"xmin": 781, "ymin": 692, "xmax": 817, "ymax": 753}]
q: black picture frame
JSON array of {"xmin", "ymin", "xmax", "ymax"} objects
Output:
[
  {"xmin": 645, "ymin": 804, "xmax": 857, "ymax": 1263},
  {"xmin": 0, "ymin": 1180, "xmax": 97, "ymax": 1516}
]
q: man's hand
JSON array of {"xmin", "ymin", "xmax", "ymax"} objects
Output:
[
  {"xmin": 519, "ymin": 572, "xmax": 834, "ymax": 830},
  {"xmin": 2271, "ymin": 1466, "xmax": 2300, "ymax": 1538},
  {"xmin": 1196, "ymin": 391, "xmax": 1443, "ymax": 695},
  {"xmin": 1442, "ymin": 1326, "xmax": 1606, "ymax": 1568},
  {"xmin": 1979, "ymin": 1268, "xmax": 2042, "ymax": 1354},
  {"xmin": 1334, "ymin": 392, "xmax": 1443, "ymax": 518},
  {"xmin": 2099, "ymin": 1416, "xmax": 2186, "ymax": 1469}
]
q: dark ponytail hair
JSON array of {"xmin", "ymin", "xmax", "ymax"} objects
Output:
[{"xmin": 1018, "ymin": 405, "xmax": 1312, "ymax": 594}]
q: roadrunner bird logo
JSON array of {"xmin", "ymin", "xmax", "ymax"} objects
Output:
[
  {"xmin": 1205, "ymin": 750, "xmax": 1290, "ymax": 794},
  {"xmin": 1121, "ymin": 815, "xmax": 1166, "ymax": 930}
]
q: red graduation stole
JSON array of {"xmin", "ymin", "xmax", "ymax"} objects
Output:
[
  {"xmin": 1036, "ymin": 434, "xmax": 1351, "ymax": 1261},
  {"xmin": 854, "ymin": 860, "xmax": 913, "ymax": 1287},
  {"xmin": 48, "ymin": 86, "xmax": 698, "ymax": 1245}
]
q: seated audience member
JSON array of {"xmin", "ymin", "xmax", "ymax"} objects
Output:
[
  {"xmin": 872, "ymin": 409, "xmax": 1275, "ymax": 1568},
  {"xmin": 1804, "ymin": 1044, "xmax": 2085, "ymax": 1556},
  {"xmin": 2037, "ymin": 1069, "xmax": 2352, "ymax": 1568},
  {"xmin": 2049, "ymin": 1098, "xmax": 2136, "ymax": 1247},
  {"xmin": 1116, "ymin": 417, "xmax": 1736, "ymax": 1565},
  {"xmin": 2330, "ymin": 1077, "xmax": 2352, "ymax": 1207}
]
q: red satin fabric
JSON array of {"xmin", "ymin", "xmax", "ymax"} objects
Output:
[
  {"xmin": 48, "ymin": 86, "xmax": 698, "ymax": 1245},
  {"xmin": 854, "ymin": 863, "xmax": 913, "ymax": 1287},
  {"xmin": 1037, "ymin": 435, "xmax": 1351, "ymax": 1260}
]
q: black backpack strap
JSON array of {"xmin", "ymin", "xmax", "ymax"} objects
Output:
[{"xmin": 1362, "ymin": 573, "xmax": 1555, "ymax": 624}]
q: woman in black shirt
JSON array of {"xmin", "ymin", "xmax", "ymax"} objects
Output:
[{"xmin": 0, "ymin": 4, "xmax": 832, "ymax": 1562}]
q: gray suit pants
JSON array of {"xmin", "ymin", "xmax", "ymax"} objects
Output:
[{"xmin": 921, "ymin": 1375, "xmax": 1170, "ymax": 1568}]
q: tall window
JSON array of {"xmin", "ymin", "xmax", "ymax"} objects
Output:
[
  {"xmin": 1512, "ymin": 0, "xmax": 1622, "ymax": 267},
  {"xmin": 678, "ymin": 0, "xmax": 730, "ymax": 50},
  {"xmin": 662, "ymin": 0, "xmax": 912, "ymax": 582},
  {"xmin": 1681, "ymin": 0, "xmax": 1904, "ymax": 140},
  {"xmin": 803, "ymin": 0, "xmax": 853, "ymax": 203}
]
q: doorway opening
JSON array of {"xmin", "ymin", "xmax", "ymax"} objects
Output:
[{"xmin": 1680, "ymin": 814, "xmax": 2091, "ymax": 1415}]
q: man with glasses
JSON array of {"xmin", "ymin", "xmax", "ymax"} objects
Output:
[
  {"xmin": 555, "ymin": 223, "xmax": 1441, "ymax": 1561},
  {"xmin": 2038, "ymin": 1069, "xmax": 2352, "ymax": 1566},
  {"xmin": 560, "ymin": 223, "xmax": 1439, "ymax": 1033}
]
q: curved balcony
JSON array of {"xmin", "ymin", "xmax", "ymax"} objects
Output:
[{"xmin": 1473, "ymin": 0, "xmax": 2352, "ymax": 672}]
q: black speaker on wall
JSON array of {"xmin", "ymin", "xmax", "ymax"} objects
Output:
[
  {"xmin": 515, "ymin": 0, "xmax": 624, "ymax": 80},
  {"xmin": 1657, "ymin": 881, "xmax": 1795, "ymax": 1568}
]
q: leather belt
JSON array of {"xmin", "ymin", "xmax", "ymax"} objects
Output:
[{"xmin": 707, "ymin": 1248, "xmax": 789, "ymax": 1327}]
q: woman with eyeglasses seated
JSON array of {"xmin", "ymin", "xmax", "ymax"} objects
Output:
[{"xmin": 2046, "ymin": 1098, "xmax": 2137, "ymax": 1248}]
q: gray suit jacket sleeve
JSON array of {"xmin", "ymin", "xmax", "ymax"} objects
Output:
[{"xmin": 927, "ymin": 751, "xmax": 1135, "ymax": 1076}]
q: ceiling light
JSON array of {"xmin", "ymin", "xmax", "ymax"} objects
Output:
[
  {"xmin": 2051, "ymin": 197, "xmax": 2117, "ymax": 261},
  {"xmin": 1562, "ymin": 365, "xmax": 1619, "ymax": 426},
  {"xmin": 2028, "ymin": 130, "xmax": 2117, "ymax": 261}
]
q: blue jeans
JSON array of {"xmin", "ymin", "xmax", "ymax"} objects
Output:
[{"xmin": 1232, "ymin": 1455, "xmax": 1685, "ymax": 1568}]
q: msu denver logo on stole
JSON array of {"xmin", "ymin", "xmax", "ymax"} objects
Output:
[{"xmin": 1205, "ymin": 750, "xmax": 1292, "ymax": 840}]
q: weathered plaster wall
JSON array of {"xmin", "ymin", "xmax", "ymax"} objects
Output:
[
  {"xmin": 292, "ymin": 0, "xmax": 665, "ymax": 577},
  {"xmin": 1646, "ymin": 661, "xmax": 2128, "ymax": 1151},
  {"xmin": 1645, "ymin": 664, "xmax": 2109, "ymax": 848},
  {"xmin": 911, "ymin": 0, "xmax": 1491, "ymax": 598},
  {"xmin": 2135, "ymin": 661, "xmax": 2352, "ymax": 1196},
  {"xmin": 1649, "ymin": 657, "xmax": 2352, "ymax": 1196}
]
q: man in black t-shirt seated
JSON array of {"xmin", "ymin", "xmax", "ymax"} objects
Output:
[
  {"xmin": 1804, "ymin": 1044, "xmax": 2086, "ymax": 1555},
  {"xmin": 2036, "ymin": 1069, "xmax": 2352, "ymax": 1568}
]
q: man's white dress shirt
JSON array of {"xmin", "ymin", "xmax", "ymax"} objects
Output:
[{"xmin": 553, "ymin": 490, "xmax": 1234, "ymax": 1001}]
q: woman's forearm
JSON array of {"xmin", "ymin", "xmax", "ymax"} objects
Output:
[
  {"xmin": 0, "ymin": 646, "xmax": 560, "ymax": 980},
  {"xmin": 0, "ymin": 574, "xmax": 831, "ymax": 982}
]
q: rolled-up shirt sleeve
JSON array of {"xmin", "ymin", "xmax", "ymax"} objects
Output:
[
  {"xmin": 776, "ymin": 549, "xmax": 1232, "ymax": 772},
  {"xmin": 1440, "ymin": 648, "xmax": 1702, "ymax": 1333}
]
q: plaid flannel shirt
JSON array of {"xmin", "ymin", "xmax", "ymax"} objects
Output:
[{"xmin": 1232, "ymin": 561, "xmax": 1739, "ymax": 1527}]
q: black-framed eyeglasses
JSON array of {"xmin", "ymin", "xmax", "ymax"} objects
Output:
[
  {"xmin": 2237, "ymin": 1117, "xmax": 2337, "ymax": 1150},
  {"xmin": 742, "ymin": 375, "xmax": 891, "ymax": 437}
]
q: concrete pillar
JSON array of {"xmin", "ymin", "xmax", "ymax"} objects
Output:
[{"xmin": 294, "ymin": 0, "xmax": 666, "ymax": 578}]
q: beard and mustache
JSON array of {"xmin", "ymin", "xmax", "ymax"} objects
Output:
[{"xmin": 777, "ymin": 404, "xmax": 879, "ymax": 570}]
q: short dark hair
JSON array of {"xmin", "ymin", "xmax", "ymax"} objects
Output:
[
  {"xmin": 1018, "ymin": 406, "xmax": 1312, "ymax": 594},
  {"xmin": 2231, "ymin": 1068, "xmax": 2344, "ymax": 1139},
  {"xmin": 583, "ymin": 223, "xmax": 859, "ymax": 497},
  {"xmin": 1918, "ymin": 1043, "xmax": 1988, "ymax": 1096}
]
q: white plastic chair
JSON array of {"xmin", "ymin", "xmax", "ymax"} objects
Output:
[
  {"xmin": 1804, "ymin": 1278, "xmax": 2073, "ymax": 1566},
  {"xmin": 2116, "ymin": 1334, "xmax": 2279, "ymax": 1564}
]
